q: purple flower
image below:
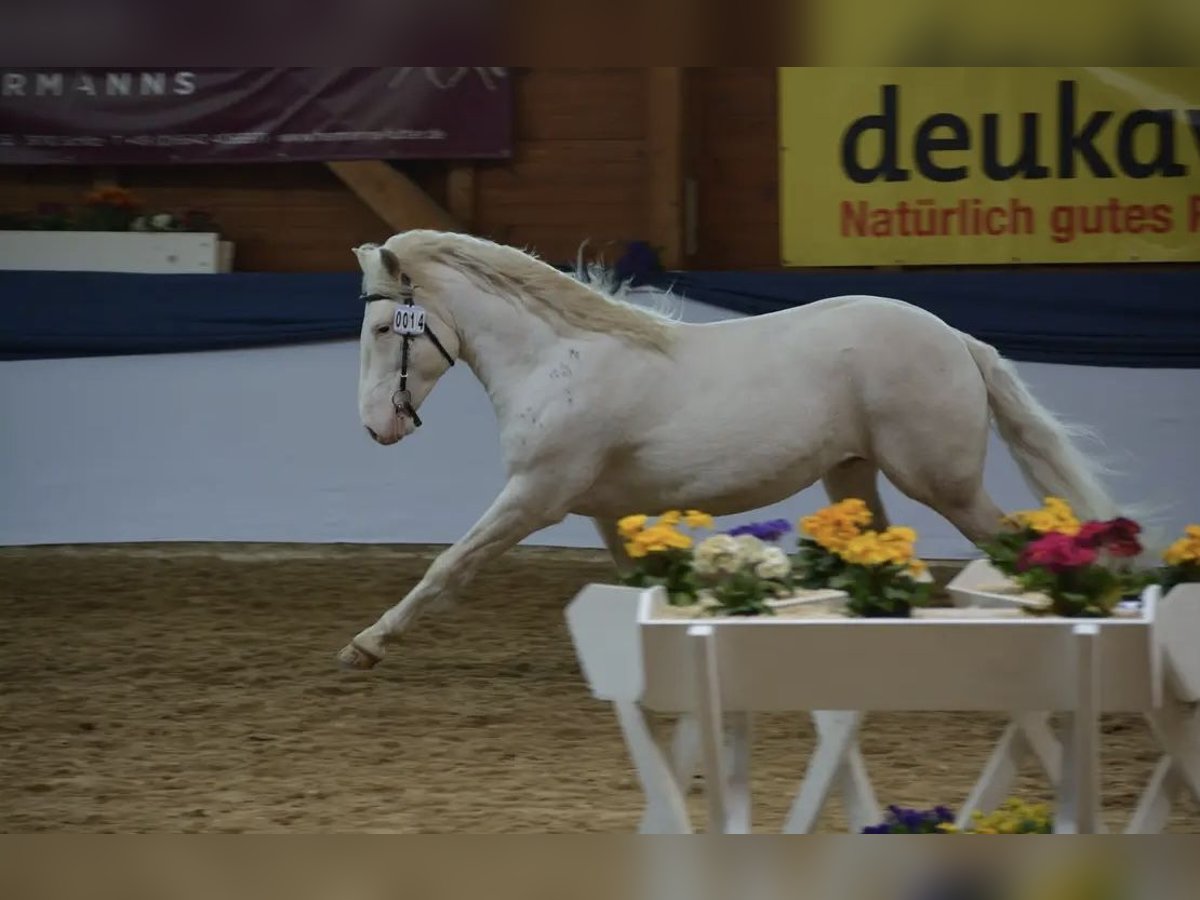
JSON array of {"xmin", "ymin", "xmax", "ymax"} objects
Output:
[
  {"xmin": 863, "ymin": 804, "xmax": 957, "ymax": 834},
  {"xmin": 727, "ymin": 519, "xmax": 793, "ymax": 542}
]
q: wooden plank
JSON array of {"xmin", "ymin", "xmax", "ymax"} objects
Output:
[
  {"xmin": 516, "ymin": 69, "xmax": 645, "ymax": 141},
  {"xmin": 692, "ymin": 67, "xmax": 780, "ymax": 269},
  {"xmin": 326, "ymin": 160, "xmax": 460, "ymax": 234},
  {"xmin": 645, "ymin": 68, "xmax": 686, "ymax": 269},
  {"xmin": 446, "ymin": 165, "xmax": 477, "ymax": 230}
]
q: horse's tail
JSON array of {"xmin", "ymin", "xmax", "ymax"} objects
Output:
[{"xmin": 959, "ymin": 332, "xmax": 1120, "ymax": 522}]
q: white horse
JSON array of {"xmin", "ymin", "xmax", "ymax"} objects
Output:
[{"xmin": 339, "ymin": 230, "xmax": 1119, "ymax": 669}]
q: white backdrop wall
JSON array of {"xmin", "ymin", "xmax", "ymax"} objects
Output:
[{"xmin": 2, "ymin": 298, "xmax": 1197, "ymax": 558}]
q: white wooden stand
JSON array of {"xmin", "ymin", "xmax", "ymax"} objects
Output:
[{"xmin": 565, "ymin": 572, "xmax": 1200, "ymax": 834}]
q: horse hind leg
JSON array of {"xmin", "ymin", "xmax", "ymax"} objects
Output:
[
  {"xmin": 878, "ymin": 458, "xmax": 1007, "ymax": 545},
  {"xmin": 821, "ymin": 458, "xmax": 890, "ymax": 529},
  {"xmin": 594, "ymin": 517, "xmax": 635, "ymax": 576}
]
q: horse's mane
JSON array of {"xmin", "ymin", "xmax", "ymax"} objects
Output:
[{"xmin": 379, "ymin": 230, "xmax": 676, "ymax": 353}]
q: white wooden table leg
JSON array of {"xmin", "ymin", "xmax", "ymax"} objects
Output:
[
  {"xmin": 669, "ymin": 713, "xmax": 702, "ymax": 791},
  {"xmin": 958, "ymin": 712, "xmax": 1063, "ymax": 828},
  {"xmin": 958, "ymin": 720, "xmax": 1024, "ymax": 829},
  {"xmin": 615, "ymin": 701, "xmax": 694, "ymax": 834},
  {"xmin": 690, "ymin": 624, "xmax": 732, "ymax": 833},
  {"xmin": 837, "ymin": 737, "xmax": 881, "ymax": 833},
  {"xmin": 783, "ymin": 711, "xmax": 865, "ymax": 833},
  {"xmin": 1056, "ymin": 624, "xmax": 1101, "ymax": 834},
  {"xmin": 1127, "ymin": 755, "xmax": 1182, "ymax": 834},
  {"xmin": 725, "ymin": 711, "xmax": 753, "ymax": 834},
  {"xmin": 1142, "ymin": 704, "xmax": 1200, "ymax": 828},
  {"xmin": 1018, "ymin": 712, "xmax": 1063, "ymax": 781}
]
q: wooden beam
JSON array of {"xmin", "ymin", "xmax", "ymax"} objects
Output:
[
  {"xmin": 446, "ymin": 164, "xmax": 477, "ymax": 231},
  {"xmin": 326, "ymin": 160, "xmax": 460, "ymax": 234},
  {"xmin": 645, "ymin": 67, "xmax": 687, "ymax": 269}
]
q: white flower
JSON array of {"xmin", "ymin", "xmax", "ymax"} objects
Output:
[
  {"xmin": 733, "ymin": 534, "xmax": 767, "ymax": 566},
  {"xmin": 694, "ymin": 534, "xmax": 741, "ymax": 575},
  {"xmin": 150, "ymin": 213, "xmax": 176, "ymax": 230},
  {"xmin": 755, "ymin": 546, "xmax": 792, "ymax": 581}
]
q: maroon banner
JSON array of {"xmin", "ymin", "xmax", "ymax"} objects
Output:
[{"xmin": 0, "ymin": 68, "xmax": 513, "ymax": 165}]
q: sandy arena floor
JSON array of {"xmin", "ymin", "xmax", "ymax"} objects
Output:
[{"xmin": 1, "ymin": 544, "xmax": 1195, "ymax": 833}]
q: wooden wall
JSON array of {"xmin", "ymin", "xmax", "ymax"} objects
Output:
[
  {"xmin": 691, "ymin": 68, "xmax": 780, "ymax": 269},
  {"xmin": 0, "ymin": 68, "xmax": 783, "ymax": 272}
]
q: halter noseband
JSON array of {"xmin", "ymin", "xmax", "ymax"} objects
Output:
[{"xmin": 361, "ymin": 274, "xmax": 455, "ymax": 429}]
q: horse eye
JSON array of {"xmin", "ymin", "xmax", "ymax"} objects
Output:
[{"xmin": 374, "ymin": 325, "xmax": 390, "ymax": 336}]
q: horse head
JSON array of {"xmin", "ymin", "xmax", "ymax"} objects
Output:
[{"xmin": 354, "ymin": 243, "xmax": 459, "ymax": 446}]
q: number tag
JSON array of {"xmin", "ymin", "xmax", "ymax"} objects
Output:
[{"xmin": 393, "ymin": 305, "xmax": 428, "ymax": 336}]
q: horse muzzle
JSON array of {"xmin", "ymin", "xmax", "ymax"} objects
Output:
[{"xmin": 364, "ymin": 423, "xmax": 405, "ymax": 446}]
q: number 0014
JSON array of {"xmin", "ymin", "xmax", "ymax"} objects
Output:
[{"xmin": 393, "ymin": 306, "xmax": 428, "ymax": 335}]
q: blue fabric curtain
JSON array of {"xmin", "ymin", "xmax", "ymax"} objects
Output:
[{"xmin": 2, "ymin": 268, "xmax": 1197, "ymax": 367}]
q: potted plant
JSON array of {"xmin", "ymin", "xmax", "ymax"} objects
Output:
[
  {"xmin": 795, "ymin": 498, "xmax": 933, "ymax": 617},
  {"xmin": 0, "ymin": 186, "xmax": 231, "ymax": 274},
  {"xmin": 978, "ymin": 496, "xmax": 1082, "ymax": 577},
  {"xmin": 617, "ymin": 510, "xmax": 712, "ymax": 607},
  {"xmin": 691, "ymin": 529, "xmax": 800, "ymax": 616},
  {"xmin": 973, "ymin": 498, "xmax": 1152, "ymax": 617}
]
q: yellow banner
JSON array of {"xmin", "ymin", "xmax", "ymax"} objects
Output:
[{"xmin": 779, "ymin": 68, "xmax": 1200, "ymax": 266}]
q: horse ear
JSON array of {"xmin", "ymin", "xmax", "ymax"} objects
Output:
[
  {"xmin": 378, "ymin": 246, "xmax": 402, "ymax": 280},
  {"xmin": 351, "ymin": 243, "xmax": 376, "ymax": 270}
]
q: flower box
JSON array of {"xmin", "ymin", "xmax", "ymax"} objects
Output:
[
  {"xmin": 634, "ymin": 581, "xmax": 1168, "ymax": 714},
  {"xmin": 0, "ymin": 230, "xmax": 233, "ymax": 274},
  {"xmin": 568, "ymin": 504, "xmax": 1200, "ymax": 834}
]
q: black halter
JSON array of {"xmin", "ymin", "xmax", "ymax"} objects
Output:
[{"xmin": 361, "ymin": 274, "xmax": 455, "ymax": 429}]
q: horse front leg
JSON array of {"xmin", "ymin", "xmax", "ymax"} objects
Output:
[{"xmin": 337, "ymin": 476, "xmax": 566, "ymax": 670}]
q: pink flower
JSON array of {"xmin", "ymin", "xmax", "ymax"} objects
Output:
[
  {"xmin": 1018, "ymin": 532, "xmax": 1097, "ymax": 573},
  {"xmin": 1076, "ymin": 517, "xmax": 1143, "ymax": 558}
]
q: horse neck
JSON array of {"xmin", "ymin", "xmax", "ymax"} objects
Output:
[{"xmin": 440, "ymin": 277, "xmax": 565, "ymax": 415}]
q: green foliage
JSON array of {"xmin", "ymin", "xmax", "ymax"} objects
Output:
[
  {"xmin": 792, "ymin": 538, "xmax": 847, "ymax": 588},
  {"xmin": 977, "ymin": 527, "xmax": 1036, "ymax": 577},
  {"xmin": 831, "ymin": 563, "xmax": 933, "ymax": 618},
  {"xmin": 619, "ymin": 548, "xmax": 699, "ymax": 607},
  {"xmin": 1159, "ymin": 561, "xmax": 1200, "ymax": 594},
  {"xmin": 703, "ymin": 568, "xmax": 782, "ymax": 617},
  {"xmin": 1013, "ymin": 560, "xmax": 1150, "ymax": 618}
]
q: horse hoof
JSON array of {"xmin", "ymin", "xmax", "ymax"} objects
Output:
[{"xmin": 337, "ymin": 641, "xmax": 382, "ymax": 671}]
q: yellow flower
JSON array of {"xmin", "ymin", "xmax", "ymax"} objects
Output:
[
  {"xmin": 881, "ymin": 526, "xmax": 916, "ymax": 544},
  {"xmin": 662, "ymin": 528, "xmax": 693, "ymax": 550},
  {"xmin": 908, "ymin": 559, "xmax": 928, "ymax": 577},
  {"xmin": 617, "ymin": 514, "xmax": 648, "ymax": 539},
  {"xmin": 800, "ymin": 499, "xmax": 873, "ymax": 552},
  {"xmin": 839, "ymin": 533, "xmax": 891, "ymax": 566},
  {"xmin": 683, "ymin": 509, "xmax": 714, "ymax": 530},
  {"xmin": 1164, "ymin": 524, "xmax": 1200, "ymax": 566},
  {"xmin": 658, "ymin": 510, "xmax": 683, "ymax": 527},
  {"xmin": 631, "ymin": 523, "xmax": 693, "ymax": 554},
  {"xmin": 1009, "ymin": 496, "xmax": 1080, "ymax": 536},
  {"xmin": 625, "ymin": 540, "xmax": 648, "ymax": 559},
  {"xmin": 838, "ymin": 525, "xmax": 920, "ymax": 567}
]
